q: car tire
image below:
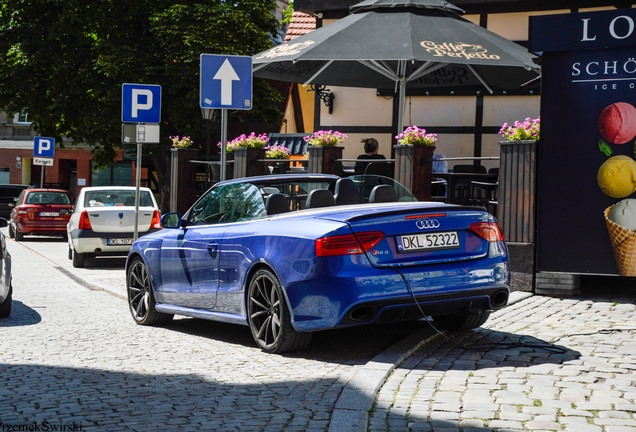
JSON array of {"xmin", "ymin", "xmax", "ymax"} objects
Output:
[
  {"xmin": 68, "ymin": 246, "xmax": 73, "ymax": 260},
  {"xmin": 431, "ymin": 311, "xmax": 491, "ymax": 332},
  {"xmin": 72, "ymin": 251, "xmax": 85, "ymax": 268},
  {"xmin": 8, "ymin": 224, "xmax": 14, "ymax": 239},
  {"xmin": 247, "ymin": 268, "xmax": 312, "ymax": 354},
  {"xmin": 14, "ymin": 229, "xmax": 23, "ymax": 242},
  {"xmin": 127, "ymin": 257, "xmax": 173, "ymax": 326},
  {"xmin": 0, "ymin": 284, "xmax": 12, "ymax": 318}
]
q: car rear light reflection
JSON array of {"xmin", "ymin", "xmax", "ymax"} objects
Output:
[
  {"xmin": 470, "ymin": 222, "xmax": 505, "ymax": 242},
  {"xmin": 78, "ymin": 210, "xmax": 92, "ymax": 230},
  {"xmin": 315, "ymin": 231, "xmax": 384, "ymax": 257},
  {"xmin": 151, "ymin": 210, "xmax": 162, "ymax": 229}
]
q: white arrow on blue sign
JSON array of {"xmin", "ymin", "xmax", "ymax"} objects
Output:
[
  {"xmin": 200, "ymin": 54, "xmax": 252, "ymax": 110},
  {"xmin": 122, "ymin": 83, "xmax": 162, "ymax": 123},
  {"xmin": 34, "ymin": 136, "xmax": 55, "ymax": 158}
]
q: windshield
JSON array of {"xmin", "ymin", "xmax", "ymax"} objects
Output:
[{"xmin": 26, "ymin": 191, "xmax": 71, "ymax": 205}]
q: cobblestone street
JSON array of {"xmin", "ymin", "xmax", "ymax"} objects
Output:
[
  {"xmin": 0, "ymin": 238, "xmax": 426, "ymax": 431},
  {"xmin": 370, "ymin": 286, "xmax": 636, "ymax": 431},
  {"xmin": 2, "ymin": 236, "xmax": 636, "ymax": 431}
]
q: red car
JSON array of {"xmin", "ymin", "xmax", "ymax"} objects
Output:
[{"xmin": 8, "ymin": 188, "xmax": 74, "ymax": 241}]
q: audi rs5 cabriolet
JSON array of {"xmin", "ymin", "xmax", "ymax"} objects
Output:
[{"xmin": 126, "ymin": 174, "xmax": 510, "ymax": 353}]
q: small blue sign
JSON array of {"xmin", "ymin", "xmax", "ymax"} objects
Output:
[
  {"xmin": 34, "ymin": 136, "xmax": 55, "ymax": 158},
  {"xmin": 122, "ymin": 83, "xmax": 162, "ymax": 123},
  {"xmin": 200, "ymin": 54, "xmax": 252, "ymax": 110}
]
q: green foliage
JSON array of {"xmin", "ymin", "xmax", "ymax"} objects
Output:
[
  {"xmin": 283, "ymin": 1, "xmax": 294, "ymax": 25},
  {"xmin": 0, "ymin": 0, "xmax": 284, "ymax": 170}
]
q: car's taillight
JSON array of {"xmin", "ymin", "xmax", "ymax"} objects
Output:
[
  {"xmin": 315, "ymin": 231, "xmax": 384, "ymax": 257},
  {"xmin": 151, "ymin": 210, "xmax": 161, "ymax": 229},
  {"xmin": 78, "ymin": 210, "xmax": 92, "ymax": 230},
  {"xmin": 470, "ymin": 222, "xmax": 505, "ymax": 242}
]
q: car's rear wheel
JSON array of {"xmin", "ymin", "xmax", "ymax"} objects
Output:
[
  {"xmin": 72, "ymin": 251, "xmax": 85, "ymax": 268},
  {"xmin": 7, "ymin": 224, "xmax": 14, "ymax": 239},
  {"xmin": 127, "ymin": 257, "xmax": 173, "ymax": 326},
  {"xmin": 247, "ymin": 268, "xmax": 312, "ymax": 354},
  {"xmin": 0, "ymin": 284, "xmax": 12, "ymax": 318},
  {"xmin": 431, "ymin": 311, "xmax": 491, "ymax": 331},
  {"xmin": 68, "ymin": 246, "xmax": 72, "ymax": 260},
  {"xmin": 14, "ymin": 229, "xmax": 23, "ymax": 241}
]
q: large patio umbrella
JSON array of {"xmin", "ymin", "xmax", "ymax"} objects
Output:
[{"xmin": 252, "ymin": 0, "xmax": 540, "ymax": 132}]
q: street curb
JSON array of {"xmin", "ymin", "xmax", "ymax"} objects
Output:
[{"xmin": 328, "ymin": 290, "xmax": 532, "ymax": 432}]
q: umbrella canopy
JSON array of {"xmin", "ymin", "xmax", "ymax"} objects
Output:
[{"xmin": 253, "ymin": 0, "xmax": 540, "ymax": 131}]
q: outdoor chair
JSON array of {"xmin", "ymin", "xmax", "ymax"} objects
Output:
[{"xmin": 452, "ymin": 164, "xmax": 487, "ymax": 204}]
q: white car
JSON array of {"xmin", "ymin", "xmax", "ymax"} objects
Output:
[{"xmin": 67, "ymin": 186, "xmax": 161, "ymax": 268}]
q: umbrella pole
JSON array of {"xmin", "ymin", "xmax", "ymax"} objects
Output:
[{"xmin": 397, "ymin": 60, "xmax": 407, "ymax": 134}]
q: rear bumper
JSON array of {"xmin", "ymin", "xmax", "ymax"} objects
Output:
[
  {"xmin": 16, "ymin": 220, "xmax": 68, "ymax": 235},
  {"xmin": 69, "ymin": 228, "xmax": 161, "ymax": 254},
  {"xmin": 285, "ymin": 258, "xmax": 510, "ymax": 332}
]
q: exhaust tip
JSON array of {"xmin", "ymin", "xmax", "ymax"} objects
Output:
[
  {"xmin": 348, "ymin": 305, "xmax": 377, "ymax": 323},
  {"xmin": 492, "ymin": 290, "xmax": 508, "ymax": 308},
  {"xmin": 94, "ymin": 248, "xmax": 102, "ymax": 254}
]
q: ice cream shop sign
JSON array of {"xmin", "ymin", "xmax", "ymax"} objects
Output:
[{"xmin": 530, "ymin": 8, "xmax": 636, "ymax": 278}]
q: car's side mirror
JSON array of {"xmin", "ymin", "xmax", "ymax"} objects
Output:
[{"xmin": 161, "ymin": 212, "xmax": 183, "ymax": 229}]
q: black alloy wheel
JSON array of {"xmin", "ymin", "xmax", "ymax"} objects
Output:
[
  {"xmin": 247, "ymin": 268, "xmax": 311, "ymax": 354},
  {"xmin": 127, "ymin": 257, "xmax": 173, "ymax": 326}
]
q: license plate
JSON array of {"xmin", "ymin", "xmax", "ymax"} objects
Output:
[
  {"xmin": 397, "ymin": 231, "xmax": 460, "ymax": 252},
  {"xmin": 107, "ymin": 238, "xmax": 133, "ymax": 245},
  {"xmin": 39, "ymin": 212, "xmax": 59, "ymax": 217}
]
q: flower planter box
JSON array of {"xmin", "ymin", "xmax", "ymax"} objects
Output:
[
  {"xmin": 170, "ymin": 148, "xmax": 199, "ymax": 213},
  {"xmin": 232, "ymin": 148, "xmax": 267, "ymax": 179},
  {"xmin": 497, "ymin": 140, "xmax": 537, "ymax": 243},
  {"xmin": 394, "ymin": 145, "xmax": 435, "ymax": 201},
  {"xmin": 307, "ymin": 146, "xmax": 343, "ymax": 175}
]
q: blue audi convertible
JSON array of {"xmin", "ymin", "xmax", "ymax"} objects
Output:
[{"xmin": 126, "ymin": 174, "xmax": 510, "ymax": 353}]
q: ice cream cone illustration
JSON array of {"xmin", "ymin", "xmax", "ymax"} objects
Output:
[{"xmin": 605, "ymin": 202, "xmax": 636, "ymax": 276}]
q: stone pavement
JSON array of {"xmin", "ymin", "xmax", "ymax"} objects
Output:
[
  {"xmin": 4, "ymin": 235, "xmax": 636, "ymax": 431},
  {"xmin": 367, "ymin": 283, "xmax": 636, "ymax": 431}
]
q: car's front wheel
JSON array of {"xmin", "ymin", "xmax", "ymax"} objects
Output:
[
  {"xmin": 247, "ymin": 268, "xmax": 312, "ymax": 354},
  {"xmin": 0, "ymin": 284, "xmax": 12, "ymax": 318},
  {"xmin": 127, "ymin": 257, "xmax": 173, "ymax": 326},
  {"xmin": 431, "ymin": 311, "xmax": 491, "ymax": 332}
]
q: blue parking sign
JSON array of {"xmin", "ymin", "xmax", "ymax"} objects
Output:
[
  {"xmin": 122, "ymin": 83, "xmax": 162, "ymax": 123},
  {"xmin": 34, "ymin": 137, "xmax": 55, "ymax": 158}
]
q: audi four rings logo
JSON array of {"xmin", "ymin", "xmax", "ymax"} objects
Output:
[{"xmin": 416, "ymin": 219, "xmax": 440, "ymax": 229}]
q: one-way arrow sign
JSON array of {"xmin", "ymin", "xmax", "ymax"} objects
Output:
[
  {"xmin": 214, "ymin": 59, "xmax": 240, "ymax": 106},
  {"xmin": 200, "ymin": 54, "xmax": 252, "ymax": 110}
]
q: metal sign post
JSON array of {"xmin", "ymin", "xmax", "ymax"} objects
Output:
[
  {"xmin": 134, "ymin": 141, "xmax": 142, "ymax": 241},
  {"xmin": 220, "ymin": 109, "xmax": 228, "ymax": 181}
]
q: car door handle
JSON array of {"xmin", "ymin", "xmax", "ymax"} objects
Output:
[{"xmin": 207, "ymin": 242, "xmax": 219, "ymax": 258}]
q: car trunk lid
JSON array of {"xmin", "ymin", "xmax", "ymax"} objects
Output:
[
  {"xmin": 312, "ymin": 203, "xmax": 501, "ymax": 267},
  {"xmin": 86, "ymin": 207, "xmax": 156, "ymax": 233}
]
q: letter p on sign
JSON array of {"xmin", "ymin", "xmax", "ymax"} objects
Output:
[
  {"xmin": 122, "ymin": 83, "xmax": 162, "ymax": 124},
  {"xmin": 132, "ymin": 89, "xmax": 153, "ymax": 117}
]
